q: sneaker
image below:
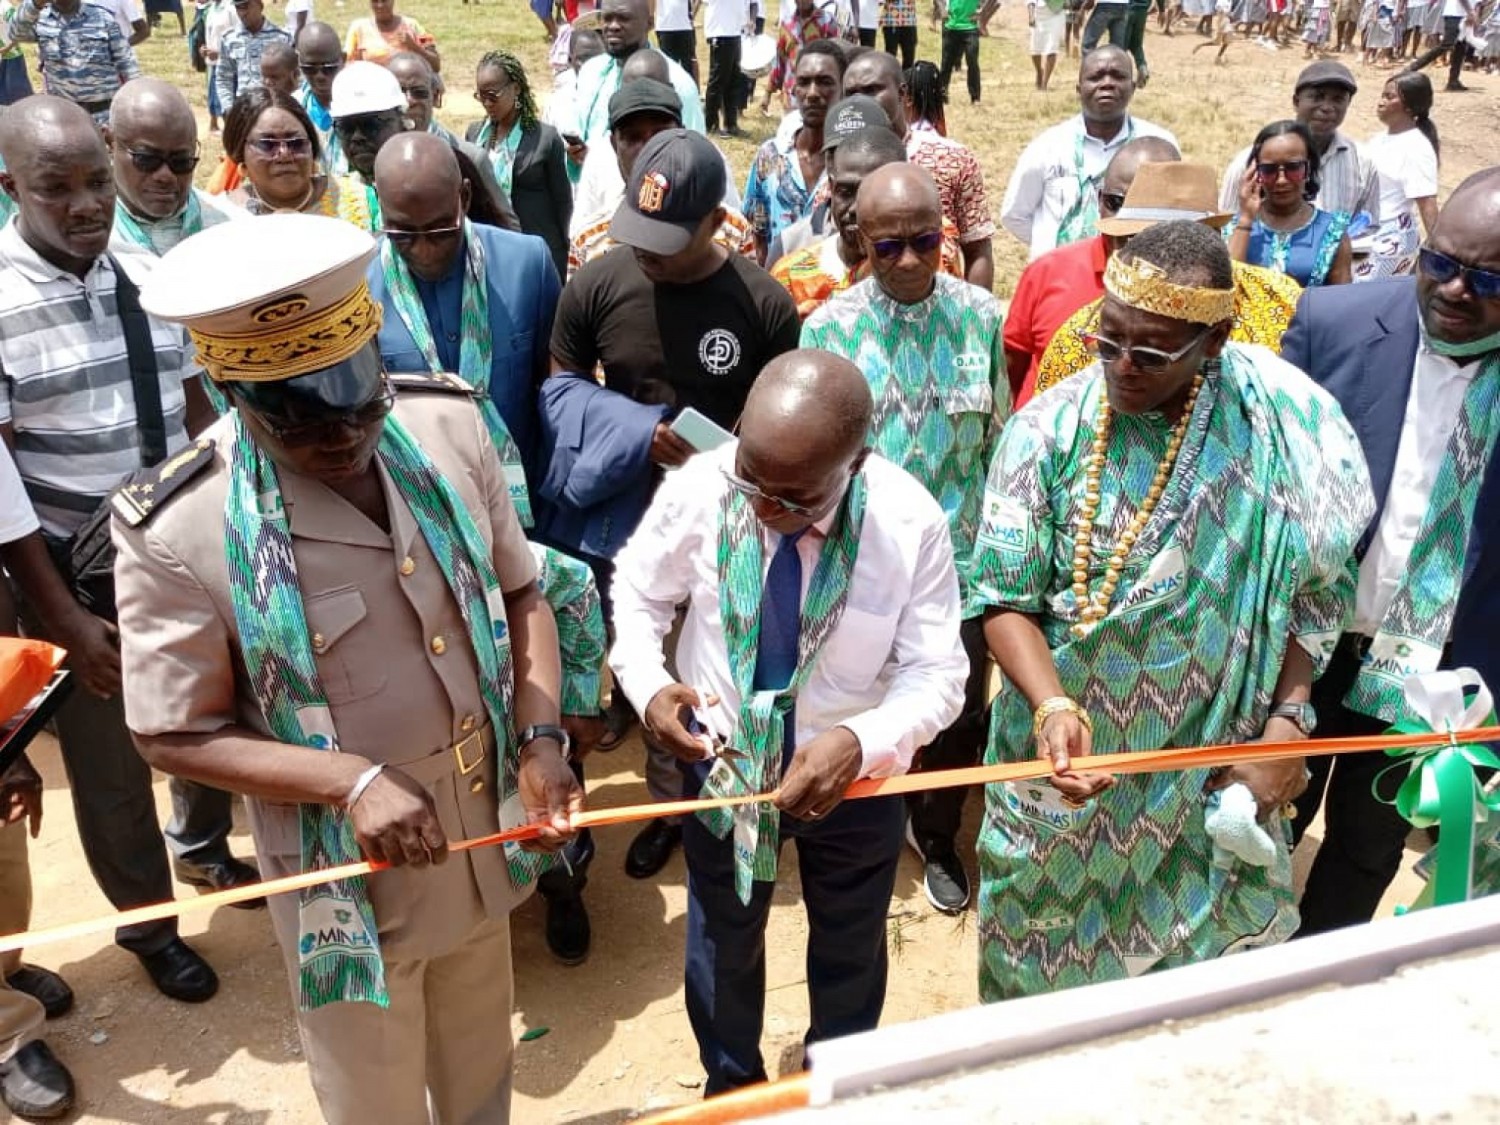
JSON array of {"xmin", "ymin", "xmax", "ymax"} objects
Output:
[{"xmin": 904, "ymin": 820, "xmax": 971, "ymax": 913}]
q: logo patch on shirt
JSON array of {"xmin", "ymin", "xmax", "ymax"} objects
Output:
[
  {"xmin": 977, "ymin": 492, "xmax": 1030, "ymax": 555},
  {"xmin": 951, "ymin": 352, "xmax": 989, "ymax": 372},
  {"xmin": 698, "ymin": 328, "xmax": 742, "ymax": 375},
  {"xmin": 1113, "ymin": 543, "xmax": 1186, "ymax": 616}
]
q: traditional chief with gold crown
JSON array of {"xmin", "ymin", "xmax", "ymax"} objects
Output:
[
  {"xmin": 966, "ymin": 219, "xmax": 1374, "ymax": 1002},
  {"xmin": 110, "ymin": 212, "xmax": 585, "ymax": 1125}
]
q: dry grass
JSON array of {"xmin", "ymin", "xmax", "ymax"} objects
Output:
[{"xmin": 137, "ymin": 0, "xmax": 1496, "ymax": 297}]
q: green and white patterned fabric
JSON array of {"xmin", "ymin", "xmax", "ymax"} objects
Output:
[
  {"xmin": 223, "ymin": 410, "xmax": 550, "ymax": 1011},
  {"xmin": 801, "ymin": 274, "xmax": 1010, "ymax": 619},
  {"xmin": 530, "ymin": 542, "xmax": 606, "ymax": 718},
  {"xmin": 970, "ymin": 344, "xmax": 1373, "ymax": 1001}
]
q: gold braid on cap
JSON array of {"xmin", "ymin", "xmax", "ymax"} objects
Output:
[
  {"xmin": 1103, "ymin": 254, "xmax": 1236, "ymax": 326},
  {"xmin": 189, "ymin": 282, "xmax": 383, "ymax": 383}
]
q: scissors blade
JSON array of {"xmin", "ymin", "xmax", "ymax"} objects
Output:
[{"xmin": 714, "ymin": 745, "xmax": 756, "ymax": 791}]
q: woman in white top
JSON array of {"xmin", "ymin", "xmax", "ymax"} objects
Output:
[{"xmin": 1356, "ymin": 72, "xmax": 1439, "ymax": 281}]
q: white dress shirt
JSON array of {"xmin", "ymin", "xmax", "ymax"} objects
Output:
[
  {"xmin": 1000, "ymin": 114, "xmax": 1178, "ymax": 261},
  {"xmin": 570, "ymin": 141, "xmax": 742, "ymax": 238},
  {"xmin": 1353, "ymin": 341, "xmax": 1481, "ymax": 636},
  {"xmin": 609, "ymin": 445, "xmax": 968, "ymax": 779}
]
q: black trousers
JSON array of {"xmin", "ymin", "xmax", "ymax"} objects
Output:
[
  {"xmin": 859, "ymin": 26, "xmax": 877, "ymax": 45},
  {"xmin": 704, "ymin": 34, "xmax": 742, "ymax": 132},
  {"xmin": 939, "ymin": 27, "xmax": 981, "ymax": 102},
  {"xmin": 906, "ymin": 616, "xmax": 989, "ymax": 855},
  {"xmin": 1291, "ymin": 635, "xmax": 1413, "ymax": 937},
  {"xmin": 656, "ymin": 28, "xmax": 699, "ymax": 85},
  {"xmin": 882, "ymin": 24, "xmax": 918, "ymax": 67},
  {"xmin": 1408, "ymin": 15, "xmax": 1470, "ymax": 87}
]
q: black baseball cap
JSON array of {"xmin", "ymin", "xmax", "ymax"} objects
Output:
[
  {"xmin": 821, "ymin": 94, "xmax": 891, "ymax": 152},
  {"xmin": 1295, "ymin": 60, "xmax": 1357, "ymax": 94},
  {"xmin": 610, "ymin": 129, "xmax": 725, "ymax": 256},
  {"xmin": 608, "ymin": 78, "xmax": 682, "ymax": 129}
]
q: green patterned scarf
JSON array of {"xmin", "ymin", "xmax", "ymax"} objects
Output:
[
  {"xmin": 224, "ymin": 411, "xmax": 549, "ymax": 1010},
  {"xmin": 700, "ymin": 472, "xmax": 868, "ymax": 904},
  {"xmin": 1347, "ymin": 352, "xmax": 1500, "ymax": 722},
  {"xmin": 113, "ymin": 192, "xmax": 204, "ymax": 255},
  {"xmin": 474, "ymin": 119, "xmax": 523, "ymax": 197},
  {"xmin": 378, "ymin": 221, "xmax": 533, "ymax": 527}
]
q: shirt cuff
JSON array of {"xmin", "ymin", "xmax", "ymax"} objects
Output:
[
  {"xmin": 614, "ymin": 658, "xmax": 676, "ymax": 722},
  {"xmin": 836, "ymin": 713, "xmax": 906, "ymax": 779},
  {"xmin": 561, "ymin": 667, "xmax": 604, "ymax": 718}
]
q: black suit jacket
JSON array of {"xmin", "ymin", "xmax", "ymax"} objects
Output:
[{"xmin": 465, "ymin": 120, "xmax": 573, "ymax": 279}]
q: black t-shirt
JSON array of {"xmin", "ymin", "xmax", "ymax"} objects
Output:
[{"xmin": 550, "ymin": 248, "xmax": 802, "ymax": 429}]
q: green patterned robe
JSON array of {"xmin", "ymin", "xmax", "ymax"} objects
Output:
[
  {"xmin": 529, "ymin": 542, "xmax": 606, "ymax": 718},
  {"xmin": 801, "ymin": 274, "xmax": 1010, "ymax": 618},
  {"xmin": 971, "ymin": 344, "xmax": 1374, "ymax": 1001}
]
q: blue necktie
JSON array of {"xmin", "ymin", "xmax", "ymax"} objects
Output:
[{"xmin": 754, "ymin": 529, "xmax": 806, "ymax": 772}]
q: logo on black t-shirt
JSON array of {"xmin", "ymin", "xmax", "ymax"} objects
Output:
[{"xmin": 697, "ymin": 329, "xmax": 742, "ymax": 376}]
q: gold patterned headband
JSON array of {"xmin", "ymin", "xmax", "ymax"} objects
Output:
[
  {"xmin": 188, "ymin": 282, "xmax": 383, "ymax": 383},
  {"xmin": 1103, "ymin": 254, "xmax": 1236, "ymax": 326}
]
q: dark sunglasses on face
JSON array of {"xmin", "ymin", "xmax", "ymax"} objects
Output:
[
  {"xmin": 1418, "ymin": 247, "xmax": 1500, "ymax": 300},
  {"xmin": 246, "ymin": 383, "xmax": 397, "ymax": 447},
  {"xmin": 1255, "ymin": 160, "xmax": 1309, "ymax": 183},
  {"xmin": 867, "ymin": 230, "xmax": 944, "ymax": 261},
  {"xmin": 379, "ymin": 220, "xmax": 463, "ymax": 247},
  {"xmin": 1099, "ymin": 190, "xmax": 1126, "ymax": 214},
  {"xmin": 335, "ymin": 113, "xmax": 396, "ymax": 137},
  {"xmin": 474, "ymin": 87, "xmax": 512, "ymax": 106},
  {"xmin": 299, "ymin": 60, "xmax": 342, "ymax": 75},
  {"xmin": 1085, "ymin": 326, "xmax": 1211, "ymax": 373},
  {"xmin": 400, "ymin": 84, "xmax": 432, "ymax": 102},
  {"xmin": 719, "ymin": 467, "xmax": 816, "ymax": 516},
  {"xmin": 245, "ymin": 135, "xmax": 312, "ymax": 158},
  {"xmin": 123, "ymin": 147, "xmax": 199, "ymax": 174}
]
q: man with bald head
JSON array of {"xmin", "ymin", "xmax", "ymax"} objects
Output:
[
  {"xmin": 610, "ymin": 348, "xmax": 968, "ymax": 1095},
  {"xmin": 294, "ymin": 21, "xmax": 345, "ymax": 174},
  {"xmin": 1281, "ymin": 168, "xmax": 1500, "ymax": 934},
  {"xmin": 106, "ymin": 78, "xmax": 242, "ymax": 259},
  {"xmin": 1003, "ymin": 134, "xmax": 1178, "ymax": 398},
  {"xmin": 572, "ymin": 0, "xmax": 706, "ymax": 147},
  {"xmin": 802, "ymin": 164, "xmax": 1007, "ymax": 914},
  {"xmin": 0, "ymin": 96, "xmax": 225, "ymax": 1004},
  {"xmin": 1001, "ymin": 46, "xmax": 1177, "ymax": 260}
]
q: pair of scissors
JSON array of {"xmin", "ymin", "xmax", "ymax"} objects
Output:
[{"xmin": 691, "ymin": 687, "xmax": 757, "ymax": 792}]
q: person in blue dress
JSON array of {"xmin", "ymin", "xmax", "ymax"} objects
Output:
[{"xmin": 1227, "ymin": 119, "xmax": 1353, "ymax": 287}]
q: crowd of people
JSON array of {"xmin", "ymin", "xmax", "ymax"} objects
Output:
[{"xmin": 0, "ymin": 1, "xmax": 1495, "ymax": 1121}]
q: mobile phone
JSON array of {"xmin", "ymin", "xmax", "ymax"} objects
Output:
[
  {"xmin": 669, "ymin": 407, "xmax": 734, "ymax": 453},
  {"xmin": 562, "ymin": 132, "xmax": 585, "ymax": 148}
]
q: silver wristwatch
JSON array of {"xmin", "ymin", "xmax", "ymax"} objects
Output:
[
  {"xmin": 517, "ymin": 723, "xmax": 573, "ymax": 761},
  {"xmin": 1269, "ymin": 701, "xmax": 1318, "ymax": 735}
]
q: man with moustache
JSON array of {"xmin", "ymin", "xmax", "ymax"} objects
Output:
[{"xmin": 572, "ymin": 0, "xmax": 705, "ymax": 152}]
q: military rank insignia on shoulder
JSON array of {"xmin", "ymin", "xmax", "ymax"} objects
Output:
[
  {"xmin": 388, "ymin": 370, "xmax": 479, "ymax": 396},
  {"xmin": 111, "ymin": 439, "xmax": 217, "ymax": 528}
]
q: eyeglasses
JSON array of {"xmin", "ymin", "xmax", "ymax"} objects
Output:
[
  {"xmin": 399, "ymin": 84, "xmax": 432, "ymax": 102},
  {"xmin": 1255, "ymin": 160, "xmax": 1309, "ymax": 183},
  {"xmin": 474, "ymin": 86, "xmax": 513, "ymax": 106},
  {"xmin": 334, "ymin": 113, "xmax": 397, "ymax": 137},
  {"xmin": 122, "ymin": 147, "xmax": 199, "ymax": 175},
  {"xmin": 1085, "ymin": 326, "xmax": 1211, "ymax": 373},
  {"xmin": 379, "ymin": 219, "xmax": 463, "ymax": 247},
  {"xmin": 243, "ymin": 382, "xmax": 397, "ymax": 447},
  {"xmin": 1099, "ymin": 190, "xmax": 1126, "ymax": 215},
  {"xmin": 298, "ymin": 60, "xmax": 342, "ymax": 75},
  {"xmin": 719, "ymin": 467, "xmax": 816, "ymax": 516},
  {"xmin": 245, "ymin": 135, "xmax": 312, "ymax": 158},
  {"xmin": 1418, "ymin": 247, "xmax": 1500, "ymax": 300},
  {"xmin": 866, "ymin": 230, "xmax": 944, "ymax": 261}
]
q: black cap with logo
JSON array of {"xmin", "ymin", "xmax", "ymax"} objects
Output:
[
  {"xmin": 609, "ymin": 128, "xmax": 726, "ymax": 256},
  {"xmin": 821, "ymin": 94, "xmax": 892, "ymax": 152},
  {"xmin": 607, "ymin": 77, "xmax": 683, "ymax": 129}
]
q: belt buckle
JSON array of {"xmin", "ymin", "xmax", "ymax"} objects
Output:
[{"xmin": 453, "ymin": 730, "xmax": 485, "ymax": 776}]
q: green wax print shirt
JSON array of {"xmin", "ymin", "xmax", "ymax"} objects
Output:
[{"xmin": 801, "ymin": 273, "xmax": 1010, "ymax": 619}]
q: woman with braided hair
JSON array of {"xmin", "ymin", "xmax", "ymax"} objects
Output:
[
  {"xmin": 466, "ymin": 49, "xmax": 572, "ymax": 277},
  {"xmin": 903, "ymin": 60, "xmax": 947, "ymax": 135}
]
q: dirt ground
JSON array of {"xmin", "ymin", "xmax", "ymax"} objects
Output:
[{"xmin": 9, "ymin": 7, "xmax": 1495, "ymax": 1123}]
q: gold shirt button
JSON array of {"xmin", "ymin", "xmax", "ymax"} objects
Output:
[
  {"xmin": 460, "ymin": 714, "xmax": 476, "ymax": 733},
  {"xmin": 469, "ymin": 778, "xmax": 485, "ymax": 794},
  {"xmin": 430, "ymin": 635, "xmax": 447, "ymax": 655},
  {"xmin": 400, "ymin": 556, "xmax": 416, "ymax": 576},
  {"xmin": 312, "ymin": 633, "xmax": 327, "ymax": 653}
]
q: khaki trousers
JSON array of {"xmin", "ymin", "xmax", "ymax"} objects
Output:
[{"xmin": 0, "ymin": 821, "xmax": 44, "ymax": 1063}]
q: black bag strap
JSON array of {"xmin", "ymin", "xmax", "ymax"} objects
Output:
[{"xmin": 109, "ymin": 255, "xmax": 168, "ymax": 467}]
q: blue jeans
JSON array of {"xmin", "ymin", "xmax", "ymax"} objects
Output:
[{"xmin": 681, "ymin": 790, "xmax": 905, "ymax": 1095}]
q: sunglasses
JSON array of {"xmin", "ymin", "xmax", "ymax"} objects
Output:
[
  {"xmin": 335, "ymin": 113, "xmax": 398, "ymax": 137},
  {"xmin": 123, "ymin": 147, "xmax": 199, "ymax": 175},
  {"xmin": 399, "ymin": 84, "xmax": 432, "ymax": 102},
  {"xmin": 474, "ymin": 87, "xmax": 513, "ymax": 106},
  {"xmin": 244, "ymin": 382, "xmax": 396, "ymax": 447},
  {"xmin": 1085, "ymin": 326, "xmax": 1211, "ymax": 373},
  {"xmin": 1255, "ymin": 160, "xmax": 1309, "ymax": 183},
  {"xmin": 379, "ymin": 219, "xmax": 463, "ymax": 247},
  {"xmin": 298, "ymin": 60, "xmax": 342, "ymax": 75},
  {"xmin": 245, "ymin": 135, "xmax": 312, "ymax": 158},
  {"xmin": 719, "ymin": 467, "xmax": 816, "ymax": 517},
  {"xmin": 866, "ymin": 230, "xmax": 944, "ymax": 261},
  {"xmin": 1418, "ymin": 247, "xmax": 1500, "ymax": 300},
  {"xmin": 1099, "ymin": 190, "xmax": 1126, "ymax": 214}
]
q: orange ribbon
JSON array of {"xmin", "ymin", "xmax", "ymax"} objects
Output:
[{"xmin": 6, "ymin": 724, "xmax": 1497, "ymax": 957}]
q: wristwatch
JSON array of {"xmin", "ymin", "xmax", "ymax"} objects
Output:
[
  {"xmin": 518, "ymin": 723, "xmax": 573, "ymax": 761},
  {"xmin": 1269, "ymin": 701, "xmax": 1318, "ymax": 736}
]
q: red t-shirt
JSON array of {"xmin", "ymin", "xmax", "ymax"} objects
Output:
[{"xmin": 1003, "ymin": 235, "xmax": 1108, "ymax": 409}]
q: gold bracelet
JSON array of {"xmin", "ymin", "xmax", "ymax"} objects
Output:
[{"xmin": 1032, "ymin": 696, "xmax": 1092, "ymax": 740}]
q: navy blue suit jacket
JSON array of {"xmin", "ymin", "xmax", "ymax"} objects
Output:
[{"xmin": 1280, "ymin": 277, "xmax": 1500, "ymax": 687}]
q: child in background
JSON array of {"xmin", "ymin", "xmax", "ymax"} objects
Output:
[{"xmin": 1303, "ymin": 0, "xmax": 1332, "ymax": 52}]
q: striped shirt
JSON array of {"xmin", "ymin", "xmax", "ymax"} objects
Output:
[
  {"xmin": 0, "ymin": 221, "xmax": 196, "ymax": 536},
  {"xmin": 1218, "ymin": 131, "xmax": 1380, "ymax": 221},
  {"xmin": 9, "ymin": 0, "xmax": 140, "ymax": 110}
]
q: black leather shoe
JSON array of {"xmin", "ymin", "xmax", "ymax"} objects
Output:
[
  {"xmin": 0, "ymin": 1040, "xmax": 75, "ymax": 1120},
  {"xmin": 172, "ymin": 856, "xmax": 266, "ymax": 909},
  {"xmin": 624, "ymin": 820, "xmax": 681, "ymax": 879},
  {"xmin": 544, "ymin": 892, "xmax": 591, "ymax": 965},
  {"xmin": 4, "ymin": 966, "xmax": 73, "ymax": 1020},
  {"xmin": 136, "ymin": 938, "xmax": 218, "ymax": 1003}
]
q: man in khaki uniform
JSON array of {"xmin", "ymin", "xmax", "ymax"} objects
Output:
[{"xmin": 112, "ymin": 214, "xmax": 584, "ymax": 1124}]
